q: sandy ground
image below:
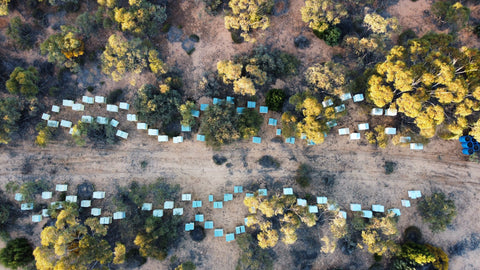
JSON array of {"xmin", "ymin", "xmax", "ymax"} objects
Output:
[{"xmin": 1, "ymin": 0, "xmax": 480, "ymax": 269}]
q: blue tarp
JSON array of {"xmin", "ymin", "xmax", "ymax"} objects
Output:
[
  {"xmin": 195, "ymin": 214, "xmax": 204, "ymax": 222},
  {"xmin": 234, "ymin": 186, "xmax": 243, "ymax": 193},
  {"xmin": 259, "ymin": 106, "xmax": 268, "ymax": 113},
  {"xmin": 235, "ymin": 226, "xmax": 246, "ymax": 234},
  {"xmin": 247, "ymin": 101, "xmax": 256, "ymax": 108},
  {"xmin": 237, "ymin": 107, "xmax": 245, "ymax": 114},
  {"xmin": 181, "ymin": 125, "xmax": 191, "ymax": 132},
  {"xmin": 197, "ymin": 134, "xmax": 205, "ymax": 141},
  {"xmin": 226, "ymin": 96, "xmax": 234, "ymax": 104},
  {"xmin": 286, "ymin": 137, "xmax": 295, "ymax": 144},
  {"xmin": 209, "ymin": 195, "xmax": 213, "ymax": 202},
  {"xmin": 214, "ymin": 201, "xmax": 223, "ymax": 208},
  {"xmin": 258, "ymin": 189, "xmax": 267, "ymax": 196},
  {"xmin": 252, "ymin": 137, "xmax": 261, "ymax": 144},
  {"xmin": 213, "ymin": 98, "xmax": 221, "ymax": 105},
  {"xmin": 185, "ymin": 223, "xmax": 194, "ymax": 231},
  {"xmin": 200, "ymin": 104, "xmax": 209, "ymax": 111},
  {"xmin": 276, "ymin": 129, "xmax": 282, "ymax": 136}
]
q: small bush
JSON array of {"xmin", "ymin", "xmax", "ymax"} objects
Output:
[
  {"xmin": 86, "ymin": 86, "xmax": 95, "ymax": 93},
  {"xmin": 265, "ymin": 89, "xmax": 286, "ymax": 112},
  {"xmin": 190, "ymin": 227, "xmax": 205, "ymax": 242},
  {"xmin": 0, "ymin": 238, "xmax": 34, "ymax": 269},
  {"xmin": 189, "ymin": 34, "xmax": 200, "ymax": 42},
  {"xmin": 6, "ymin": 17, "xmax": 35, "ymax": 50},
  {"xmin": 384, "ymin": 161, "xmax": 397, "ymax": 175},
  {"xmin": 403, "ymin": 226, "xmax": 422, "ymax": 243},
  {"xmin": 231, "ymin": 30, "xmax": 244, "ymax": 44},
  {"xmin": 295, "ymin": 163, "xmax": 312, "ymax": 187},
  {"xmin": 161, "ymin": 23, "xmax": 171, "ymax": 33},
  {"xmin": 236, "ymin": 234, "xmax": 273, "ymax": 270},
  {"xmin": 474, "ymin": 24, "xmax": 480, "ymax": 38},
  {"xmin": 238, "ymin": 109, "xmax": 263, "ymax": 138},
  {"xmin": 212, "ymin": 155, "xmax": 227, "ymax": 165},
  {"xmin": 258, "ymin": 155, "xmax": 280, "ymax": 169},
  {"xmin": 314, "ymin": 27, "xmax": 342, "ymax": 46},
  {"xmin": 398, "ymin": 29, "xmax": 417, "ymax": 46},
  {"xmin": 203, "ymin": 0, "xmax": 223, "ymax": 15},
  {"xmin": 107, "ymin": 89, "xmax": 123, "ymax": 104}
]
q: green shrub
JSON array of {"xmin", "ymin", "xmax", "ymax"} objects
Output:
[
  {"xmin": 189, "ymin": 34, "xmax": 200, "ymax": 42},
  {"xmin": 35, "ymin": 122, "xmax": 54, "ymax": 147},
  {"xmin": 6, "ymin": 17, "xmax": 35, "ymax": 50},
  {"xmin": 295, "ymin": 163, "xmax": 312, "ymax": 187},
  {"xmin": 203, "ymin": 0, "xmax": 223, "ymax": 15},
  {"xmin": 6, "ymin": 66, "xmax": 39, "ymax": 97},
  {"xmin": 258, "ymin": 155, "xmax": 280, "ymax": 169},
  {"xmin": 265, "ymin": 89, "xmax": 286, "ymax": 112},
  {"xmin": 398, "ymin": 29, "xmax": 417, "ymax": 46},
  {"xmin": 200, "ymin": 103, "xmax": 240, "ymax": 146},
  {"xmin": 417, "ymin": 192, "xmax": 456, "ymax": 233},
  {"xmin": 432, "ymin": 1, "xmax": 470, "ymax": 30},
  {"xmin": 238, "ymin": 109, "xmax": 263, "ymax": 138},
  {"xmin": 384, "ymin": 161, "xmax": 396, "ymax": 175},
  {"xmin": 474, "ymin": 24, "xmax": 480, "ymax": 38},
  {"xmin": 231, "ymin": 30, "xmax": 244, "ymax": 44},
  {"xmin": 107, "ymin": 89, "xmax": 123, "ymax": 104},
  {"xmin": 134, "ymin": 84, "xmax": 182, "ymax": 128},
  {"xmin": 176, "ymin": 261, "xmax": 196, "ymax": 270},
  {"xmin": 0, "ymin": 97, "xmax": 22, "ymax": 144},
  {"xmin": 0, "ymin": 238, "xmax": 34, "ymax": 269},
  {"xmin": 314, "ymin": 26, "xmax": 341, "ymax": 46}
]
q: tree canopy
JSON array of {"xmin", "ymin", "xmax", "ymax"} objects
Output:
[
  {"xmin": 101, "ymin": 34, "xmax": 166, "ymax": 81},
  {"xmin": 0, "ymin": 238, "xmax": 34, "ymax": 269},
  {"xmin": 224, "ymin": 0, "xmax": 274, "ymax": 42},
  {"xmin": 367, "ymin": 33, "xmax": 480, "ymax": 139},
  {"xmin": 33, "ymin": 204, "xmax": 119, "ymax": 270},
  {"xmin": 114, "ymin": 0, "xmax": 167, "ymax": 37},
  {"xmin": 199, "ymin": 102, "xmax": 240, "ymax": 146},
  {"xmin": 134, "ymin": 84, "xmax": 181, "ymax": 128},
  {"xmin": 40, "ymin": 26, "xmax": 84, "ymax": 72},
  {"xmin": 6, "ymin": 66, "xmax": 39, "ymax": 97}
]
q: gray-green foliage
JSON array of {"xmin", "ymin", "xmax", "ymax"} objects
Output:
[
  {"xmin": 431, "ymin": 1, "xmax": 470, "ymax": 30},
  {"xmin": 236, "ymin": 234, "xmax": 273, "ymax": 270},
  {"xmin": 113, "ymin": 0, "xmax": 167, "ymax": 37},
  {"xmin": 417, "ymin": 192, "xmax": 456, "ymax": 233},
  {"xmin": 6, "ymin": 17, "xmax": 35, "ymax": 50},
  {"xmin": 199, "ymin": 102, "xmax": 240, "ymax": 146},
  {"xmin": 75, "ymin": 121, "xmax": 118, "ymax": 145},
  {"xmin": 134, "ymin": 84, "xmax": 182, "ymax": 128},
  {"xmin": 238, "ymin": 109, "xmax": 263, "ymax": 139},
  {"xmin": 6, "ymin": 179, "xmax": 50, "ymax": 203}
]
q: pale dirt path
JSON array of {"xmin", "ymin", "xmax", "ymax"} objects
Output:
[{"xmin": 1, "ymin": 133, "xmax": 479, "ymax": 269}]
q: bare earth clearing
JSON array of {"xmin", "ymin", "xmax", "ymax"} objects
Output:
[{"xmin": 1, "ymin": 0, "xmax": 480, "ymax": 269}]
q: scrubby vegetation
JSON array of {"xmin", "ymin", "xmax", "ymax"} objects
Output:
[
  {"xmin": 0, "ymin": 238, "xmax": 34, "ymax": 269},
  {"xmin": 418, "ymin": 192, "xmax": 457, "ymax": 233}
]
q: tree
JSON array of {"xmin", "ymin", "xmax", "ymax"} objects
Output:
[
  {"xmin": 199, "ymin": 102, "xmax": 240, "ymax": 146},
  {"xmin": 367, "ymin": 33, "xmax": 480, "ymax": 139},
  {"xmin": 0, "ymin": 97, "xmax": 22, "ymax": 144},
  {"xmin": 301, "ymin": 0, "xmax": 347, "ymax": 42},
  {"xmin": 392, "ymin": 242, "xmax": 436, "ymax": 269},
  {"xmin": 102, "ymin": 34, "xmax": 166, "ymax": 81},
  {"xmin": 0, "ymin": 238, "xmax": 34, "ymax": 269},
  {"xmin": 417, "ymin": 192, "xmax": 456, "ymax": 233},
  {"xmin": 224, "ymin": 0, "xmax": 274, "ymax": 42},
  {"xmin": 265, "ymin": 88, "xmax": 286, "ymax": 111},
  {"xmin": 431, "ymin": 1, "xmax": 470, "ymax": 30},
  {"xmin": 134, "ymin": 215, "xmax": 181, "ymax": 261},
  {"xmin": 6, "ymin": 17, "xmax": 35, "ymax": 50},
  {"xmin": 236, "ymin": 234, "xmax": 273, "ymax": 270},
  {"xmin": 0, "ymin": 0, "xmax": 10, "ymax": 16},
  {"xmin": 361, "ymin": 214, "xmax": 399, "ymax": 256},
  {"xmin": 289, "ymin": 92, "xmax": 329, "ymax": 144},
  {"xmin": 134, "ymin": 84, "xmax": 181, "ymax": 128},
  {"xmin": 175, "ymin": 261, "xmax": 196, "ymax": 270},
  {"xmin": 365, "ymin": 125, "xmax": 388, "ymax": 148},
  {"xmin": 244, "ymin": 194, "xmax": 317, "ymax": 249},
  {"xmin": 33, "ymin": 204, "xmax": 115, "ymax": 270},
  {"xmin": 179, "ymin": 101, "xmax": 197, "ymax": 127},
  {"xmin": 40, "ymin": 26, "xmax": 84, "ymax": 72},
  {"xmin": 114, "ymin": 0, "xmax": 167, "ymax": 37},
  {"xmin": 6, "ymin": 66, "xmax": 39, "ymax": 97},
  {"xmin": 305, "ymin": 61, "xmax": 347, "ymax": 96}
]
